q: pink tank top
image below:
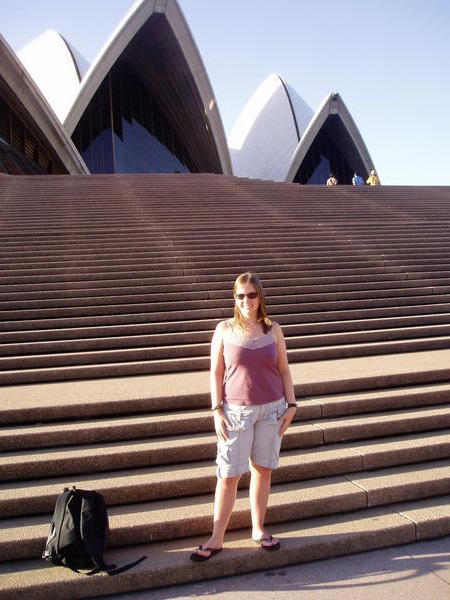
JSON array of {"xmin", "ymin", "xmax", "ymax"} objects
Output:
[{"xmin": 222, "ymin": 326, "xmax": 284, "ymax": 406}]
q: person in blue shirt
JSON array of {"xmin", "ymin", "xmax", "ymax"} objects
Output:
[{"xmin": 352, "ymin": 172, "xmax": 364, "ymax": 186}]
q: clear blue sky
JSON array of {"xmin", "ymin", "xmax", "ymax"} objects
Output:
[{"xmin": 1, "ymin": 0, "xmax": 449, "ymax": 185}]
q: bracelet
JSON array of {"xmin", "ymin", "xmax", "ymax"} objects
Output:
[
  {"xmin": 286, "ymin": 403, "xmax": 297, "ymax": 408},
  {"xmin": 211, "ymin": 404, "xmax": 223, "ymax": 411}
]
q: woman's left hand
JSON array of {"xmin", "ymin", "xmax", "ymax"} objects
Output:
[{"xmin": 278, "ymin": 406, "xmax": 297, "ymax": 436}]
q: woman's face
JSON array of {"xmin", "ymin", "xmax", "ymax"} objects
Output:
[{"xmin": 234, "ymin": 282, "xmax": 260, "ymax": 320}]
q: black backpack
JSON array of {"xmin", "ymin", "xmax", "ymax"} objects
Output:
[{"xmin": 42, "ymin": 487, "xmax": 146, "ymax": 575}]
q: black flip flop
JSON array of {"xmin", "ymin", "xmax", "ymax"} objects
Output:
[
  {"xmin": 253, "ymin": 534, "xmax": 280, "ymax": 551},
  {"xmin": 190, "ymin": 545, "xmax": 223, "ymax": 562}
]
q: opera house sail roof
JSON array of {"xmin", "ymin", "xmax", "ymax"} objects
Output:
[
  {"xmin": 229, "ymin": 73, "xmax": 314, "ymax": 182},
  {"xmin": 0, "ymin": 35, "xmax": 88, "ymax": 175},
  {"xmin": 65, "ymin": 0, "xmax": 232, "ymax": 175},
  {"xmin": 287, "ymin": 92, "xmax": 376, "ymax": 185},
  {"xmin": 1, "ymin": 0, "xmax": 377, "ymax": 181},
  {"xmin": 18, "ymin": 29, "xmax": 89, "ymax": 125},
  {"xmin": 230, "ymin": 76, "xmax": 376, "ymax": 185}
]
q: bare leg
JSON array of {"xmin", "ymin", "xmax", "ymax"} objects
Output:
[
  {"xmin": 193, "ymin": 474, "xmax": 240, "ymax": 557},
  {"xmin": 249, "ymin": 462, "xmax": 278, "ymax": 547}
]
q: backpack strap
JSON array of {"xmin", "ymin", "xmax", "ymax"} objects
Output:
[{"xmin": 88, "ymin": 555, "xmax": 147, "ymax": 576}]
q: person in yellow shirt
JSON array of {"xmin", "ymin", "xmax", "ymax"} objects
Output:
[{"xmin": 366, "ymin": 170, "xmax": 380, "ymax": 185}]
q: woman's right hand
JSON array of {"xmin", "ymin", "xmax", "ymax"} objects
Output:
[{"xmin": 213, "ymin": 409, "xmax": 229, "ymax": 442}]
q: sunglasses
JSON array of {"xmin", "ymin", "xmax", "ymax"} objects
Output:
[{"xmin": 235, "ymin": 292, "xmax": 259, "ymax": 300}]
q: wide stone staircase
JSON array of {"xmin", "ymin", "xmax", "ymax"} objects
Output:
[{"xmin": 1, "ymin": 173, "xmax": 450, "ymax": 598}]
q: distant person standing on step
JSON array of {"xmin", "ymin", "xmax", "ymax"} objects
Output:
[
  {"xmin": 326, "ymin": 173, "xmax": 338, "ymax": 186},
  {"xmin": 190, "ymin": 272, "xmax": 297, "ymax": 562},
  {"xmin": 366, "ymin": 170, "xmax": 380, "ymax": 185},
  {"xmin": 352, "ymin": 172, "xmax": 365, "ymax": 186}
]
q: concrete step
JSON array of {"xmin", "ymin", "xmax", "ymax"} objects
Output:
[
  {"xmin": 3, "ymin": 246, "xmax": 450, "ymax": 271},
  {"xmin": 1, "ymin": 279, "xmax": 450, "ymax": 310},
  {"xmin": 3, "ymin": 263, "xmax": 450, "ymax": 288},
  {"xmin": 1, "ymin": 217, "xmax": 449, "ymax": 231},
  {"xmin": 3, "ymin": 248, "xmax": 450, "ymax": 271},
  {"xmin": 5, "ymin": 210, "xmax": 446, "ymax": 220},
  {"xmin": 2, "ymin": 460, "xmax": 450, "ymax": 561},
  {"xmin": 1, "ymin": 335, "xmax": 450, "ymax": 385},
  {"xmin": 309, "ymin": 404, "xmax": 450, "ymax": 443},
  {"xmin": 2, "ymin": 430, "xmax": 450, "ymax": 518},
  {"xmin": 2, "ymin": 323, "xmax": 449, "ymax": 363},
  {"xmin": 2, "ymin": 311, "xmax": 450, "ymax": 345},
  {"xmin": 0, "ymin": 271, "xmax": 429, "ymax": 296},
  {"xmin": 0, "ymin": 254, "xmax": 402, "ymax": 273},
  {"xmin": 3, "ymin": 256, "xmax": 450, "ymax": 279},
  {"xmin": 309, "ymin": 382, "xmax": 450, "ymax": 416},
  {"xmin": 2, "ymin": 269, "xmax": 449, "ymax": 298},
  {"xmin": 2, "ymin": 299, "xmax": 450, "ymax": 336},
  {"xmin": 0, "ymin": 261, "xmax": 416, "ymax": 284},
  {"xmin": 2, "ymin": 386, "xmax": 450, "ymax": 452},
  {"xmin": 1, "ymin": 350, "xmax": 449, "ymax": 424},
  {"xmin": 1, "ymin": 286, "xmax": 450, "ymax": 313},
  {"xmin": 1, "ymin": 373, "xmax": 450, "ymax": 431},
  {"xmin": 0, "ymin": 424, "xmax": 324, "ymax": 482},
  {"xmin": 3, "ymin": 226, "xmax": 450, "ymax": 245},
  {"xmin": 3, "ymin": 199, "xmax": 450, "ymax": 216},
  {"xmin": 2, "ymin": 258, "xmax": 450, "ymax": 288},
  {"xmin": 2, "ymin": 200, "xmax": 450, "ymax": 216},
  {"xmin": 2, "ymin": 497, "xmax": 447, "ymax": 599},
  {"xmin": 3, "ymin": 280, "xmax": 450, "ymax": 311},
  {"xmin": 2, "ymin": 405, "xmax": 450, "ymax": 481}
]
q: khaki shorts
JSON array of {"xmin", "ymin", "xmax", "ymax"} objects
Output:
[{"xmin": 216, "ymin": 397, "xmax": 286, "ymax": 478}]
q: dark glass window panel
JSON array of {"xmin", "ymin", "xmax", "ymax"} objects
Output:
[
  {"xmin": 84, "ymin": 129, "xmax": 114, "ymax": 174},
  {"xmin": 74, "ymin": 76, "xmax": 114, "ymax": 173},
  {"xmin": 0, "ymin": 137, "xmax": 47, "ymax": 174},
  {"xmin": 294, "ymin": 116, "xmax": 363, "ymax": 185},
  {"xmin": 0, "ymin": 97, "xmax": 9, "ymax": 143},
  {"xmin": 24, "ymin": 131, "xmax": 38, "ymax": 161},
  {"xmin": 38, "ymin": 146, "xmax": 51, "ymax": 171},
  {"xmin": 153, "ymin": 102, "xmax": 163, "ymax": 143},
  {"xmin": 73, "ymin": 61, "xmax": 192, "ymax": 174},
  {"xmin": 10, "ymin": 113, "xmax": 23, "ymax": 152},
  {"xmin": 0, "ymin": 93, "xmax": 64, "ymax": 174},
  {"xmin": 307, "ymin": 154, "xmax": 331, "ymax": 185},
  {"xmin": 114, "ymin": 117, "xmax": 188, "ymax": 173}
]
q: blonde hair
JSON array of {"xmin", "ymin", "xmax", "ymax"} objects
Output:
[{"xmin": 233, "ymin": 272, "xmax": 272, "ymax": 334}]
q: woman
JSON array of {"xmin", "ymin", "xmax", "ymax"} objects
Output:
[{"xmin": 190, "ymin": 272, "xmax": 297, "ymax": 561}]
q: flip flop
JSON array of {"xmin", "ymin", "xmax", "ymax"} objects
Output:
[
  {"xmin": 190, "ymin": 545, "xmax": 223, "ymax": 562},
  {"xmin": 252, "ymin": 534, "xmax": 280, "ymax": 551}
]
